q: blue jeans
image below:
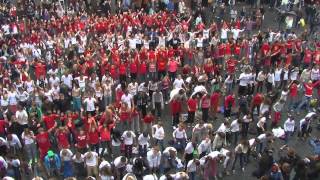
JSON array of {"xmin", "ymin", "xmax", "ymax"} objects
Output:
[
  {"xmin": 285, "ymin": 131, "xmax": 294, "ymax": 144},
  {"xmin": 189, "ymin": 172, "xmax": 196, "ymax": 180},
  {"xmin": 296, "ymin": 96, "xmax": 311, "ymax": 112},
  {"xmin": 73, "ymin": 97, "xmax": 81, "ymax": 112},
  {"xmin": 154, "ymin": 139, "xmax": 164, "ymax": 151},
  {"xmin": 232, "ymin": 153, "xmax": 244, "ymax": 170}
]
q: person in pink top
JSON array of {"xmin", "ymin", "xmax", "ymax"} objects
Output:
[
  {"xmin": 200, "ymin": 93, "xmax": 211, "ymax": 122},
  {"xmin": 168, "ymin": 58, "xmax": 180, "ymax": 82}
]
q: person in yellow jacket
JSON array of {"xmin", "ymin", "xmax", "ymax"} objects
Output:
[{"xmin": 298, "ymin": 18, "xmax": 306, "ymax": 28}]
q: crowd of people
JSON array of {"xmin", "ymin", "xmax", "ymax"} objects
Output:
[{"xmin": 0, "ymin": 0, "xmax": 320, "ymax": 180}]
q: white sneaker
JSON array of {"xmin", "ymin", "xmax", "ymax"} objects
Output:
[
  {"xmin": 242, "ymin": 168, "xmax": 245, "ymax": 172},
  {"xmin": 232, "ymin": 170, "xmax": 235, "ymax": 174}
]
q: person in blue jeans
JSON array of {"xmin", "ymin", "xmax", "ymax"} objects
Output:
[
  {"xmin": 309, "ymin": 138, "xmax": 320, "ymax": 155},
  {"xmin": 44, "ymin": 150, "xmax": 61, "ymax": 177},
  {"xmin": 60, "ymin": 149, "xmax": 74, "ymax": 178}
]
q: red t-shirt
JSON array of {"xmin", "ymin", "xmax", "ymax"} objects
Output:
[
  {"xmin": 253, "ymin": 93, "xmax": 263, "ymax": 105},
  {"xmin": 187, "ymin": 98, "xmax": 197, "ymax": 112},
  {"xmin": 290, "ymin": 83, "xmax": 298, "ymax": 97},
  {"xmin": 76, "ymin": 134, "xmax": 87, "ymax": 149},
  {"xmin": 225, "ymin": 95, "xmax": 235, "ymax": 109},
  {"xmin": 211, "ymin": 92, "xmax": 220, "ymax": 107},
  {"xmin": 0, "ymin": 120, "xmax": 7, "ymax": 134},
  {"xmin": 36, "ymin": 132, "xmax": 51, "ymax": 150},
  {"xmin": 143, "ymin": 115, "xmax": 155, "ymax": 124},
  {"xmin": 43, "ymin": 114, "xmax": 58, "ymax": 130},
  {"xmin": 171, "ymin": 100, "xmax": 181, "ymax": 115},
  {"xmin": 130, "ymin": 62, "xmax": 138, "ymax": 74},
  {"xmin": 99, "ymin": 126, "xmax": 111, "ymax": 141},
  {"xmin": 56, "ymin": 131, "xmax": 69, "ymax": 148},
  {"xmin": 88, "ymin": 131, "xmax": 99, "ymax": 145},
  {"xmin": 139, "ymin": 62, "xmax": 147, "ymax": 74}
]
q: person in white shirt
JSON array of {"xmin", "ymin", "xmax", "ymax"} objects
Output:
[
  {"xmin": 256, "ymin": 132, "xmax": 273, "ymax": 154},
  {"xmin": 152, "ymin": 122, "xmax": 165, "ymax": 151},
  {"xmin": 16, "ymin": 87, "xmax": 29, "ymax": 106},
  {"xmin": 256, "ymin": 117, "xmax": 267, "ymax": 135},
  {"xmin": 147, "ymin": 146, "xmax": 161, "ymax": 173},
  {"xmin": 60, "ymin": 148, "xmax": 74, "ymax": 178},
  {"xmin": 7, "ymin": 133, "xmax": 22, "ymax": 154},
  {"xmin": 15, "ymin": 106, "xmax": 28, "ymax": 126},
  {"xmin": 113, "ymin": 156, "xmax": 128, "ymax": 179},
  {"xmin": 21, "ymin": 128, "xmax": 37, "ymax": 164},
  {"xmin": 48, "ymin": 74, "xmax": 60, "ymax": 87},
  {"xmin": 61, "ymin": 73, "xmax": 73, "ymax": 89},
  {"xmin": 161, "ymin": 147, "xmax": 183, "ymax": 174},
  {"xmin": 83, "ymin": 96, "xmax": 97, "ymax": 115},
  {"xmin": 198, "ymin": 137, "xmax": 212, "ymax": 158},
  {"xmin": 231, "ymin": 27, "xmax": 244, "ymax": 40},
  {"xmin": 299, "ymin": 117, "xmax": 312, "ymax": 139},
  {"xmin": 183, "ymin": 141, "xmax": 196, "ymax": 170},
  {"xmin": 99, "ymin": 159, "xmax": 114, "ymax": 180},
  {"xmin": 84, "ymin": 151, "xmax": 99, "ymax": 177},
  {"xmin": 238, "ymin": 69, "xmax": 251, "ymax": 96},
  {"xmin": 173, "ymin": 75, "xmax": 185, "ymax": 89},
  {"xmin": 121, "ymin": 131, "xmax": 136, "ymax": 158},
  {"xmin": 230, "ymin": 119, "xmax": 240, "ymax": 145},
  {"xmin": 172, "ymin": 124, "xmax": 187, "ymax": 151},
  {"xmin": 127, "ymin": 82, "xmax": 138, "ymax": 97},
  {"xmin": 284, "ymin": 116, "xmax": 295, "ymax": 143},
  {"xmin": 231, "ymin": 140, "xmax": 250, "ymax": 173},
  {"xmin": 187, "ymin": 158, "xmax": 200, "ymax": 180},
  {"xmin": 138, "ymin": 132, "xmax": 150, "ymax": 157},
  {"xmin": 121, "ymin": 91, "xmax": 134, "ymax": 109},
  {"xmin": 72, "ymin": 152, "xmax": 85, "ymax": 177}
]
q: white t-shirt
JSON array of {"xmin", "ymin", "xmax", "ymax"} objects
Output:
[
  {"xmin": 84, "ymin": 98, "xmax": 96, "ymax": 112},
  {"xmin": 84, "ymin": 152, "xmax": 99, "ymax": 166},
  {"xmin": 230, "ymin": 120, "xmax": 240, "ymax": 132},
  {"xmin": 152, "ymin": 125, "xmax": 165, "ymax": 140},
  {"xmin": 121, "ymin": 131, "xmax": 136, "ymax": 145},
  {"xmin": 172, "ymin": 129, "xmax": 187, "ymax": 139},
  {"xmin": 138, "ymin": 134, "xmax": 150, "ymax": 146},
  {"xmin": 184, "ymin": 142, "xmax": 194, "ymax": 154},
  {"xmin": 239, "ymin": 73, "xmax": 251, "ymax": 86},
  {"xmin": 61, "ymin": 74, "xmax": 73, "ymax": 88},
  {"xmin": 173, "ymin": 79, "xmax": 184, "ymax": 89},
  {"xmin": 121, "ymin": 94, "xmax": 133, "ymax": 109}
]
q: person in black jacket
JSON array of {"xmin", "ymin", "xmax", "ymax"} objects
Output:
[{"xmin": 253, "ymin": 149, "xmax": 274, "ymax": 178}]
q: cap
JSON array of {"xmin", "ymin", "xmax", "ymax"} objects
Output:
[{"xmin": 47, "ymin": 150, "xmax": 55, "ymax": 157}]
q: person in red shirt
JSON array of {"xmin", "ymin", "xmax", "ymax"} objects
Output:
[
  {"xmin": 55, "ymin": 126, "xmax": 70, "ymax": 150},
  {"xmin": 42, "ymin": 111, "xmax": 58, "ymax": 131},
  {"xmin": 288, "ymin": 81, "xmax": 298, "ymax": 110},
  {"xmin": 119, "ymin": 102, "xmax": 131, "ymax": 131},
  {"xmin": 36, "ymin": 128, "xmax": 52, "ymax": 160},
  {"xmin": 224, "ymin": 94, "xmax": 235, "ymax": 118},
  {"xmin": 143, "ymin": 111, "xmax": 155, "ymax": 135},
  {"xmin": 75, "ymin": 129, "xmax": 87, "ymax": 154},
  {"xmin": 226, "ymin": 57, "xmax": 237, "ymax": 75},
  {"xmin": 251, "ymin": 93, "xmax": 264, "ymax": 116},
  {"xmin": 303, "ymin": 47, "xmax": 313, "ymax": 68},
  {"xmin": 200, "ymin": 93, "xmax": 211, "ymax": 122},
  {"xmin": 171, "ymin": 97, "xmax": 181, "ymax": 127},
  {"xmin": 0, "ymin": 118, "xmax": 8, "ymax": 137},
  {"xmin": 129, "ymin": 59, "xmax": 138, "ymax": 81},
  {"xmin": 99, "ymin": 121, "xmax": 113, "ymax": 157},
  {"xmin": 87, "ymin": 125, "xmax": 100, "ymax": 154},
  {"xmin": 210, "ymin": 90, "xmax": 221, "ymax": 120},
  {"xmin": 187, "ymin": 95, "xmax": 197, "ymax": 124},
  {"xmin": 138, "ymin": 60, "xmax": 147, "ymax": 82}
]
